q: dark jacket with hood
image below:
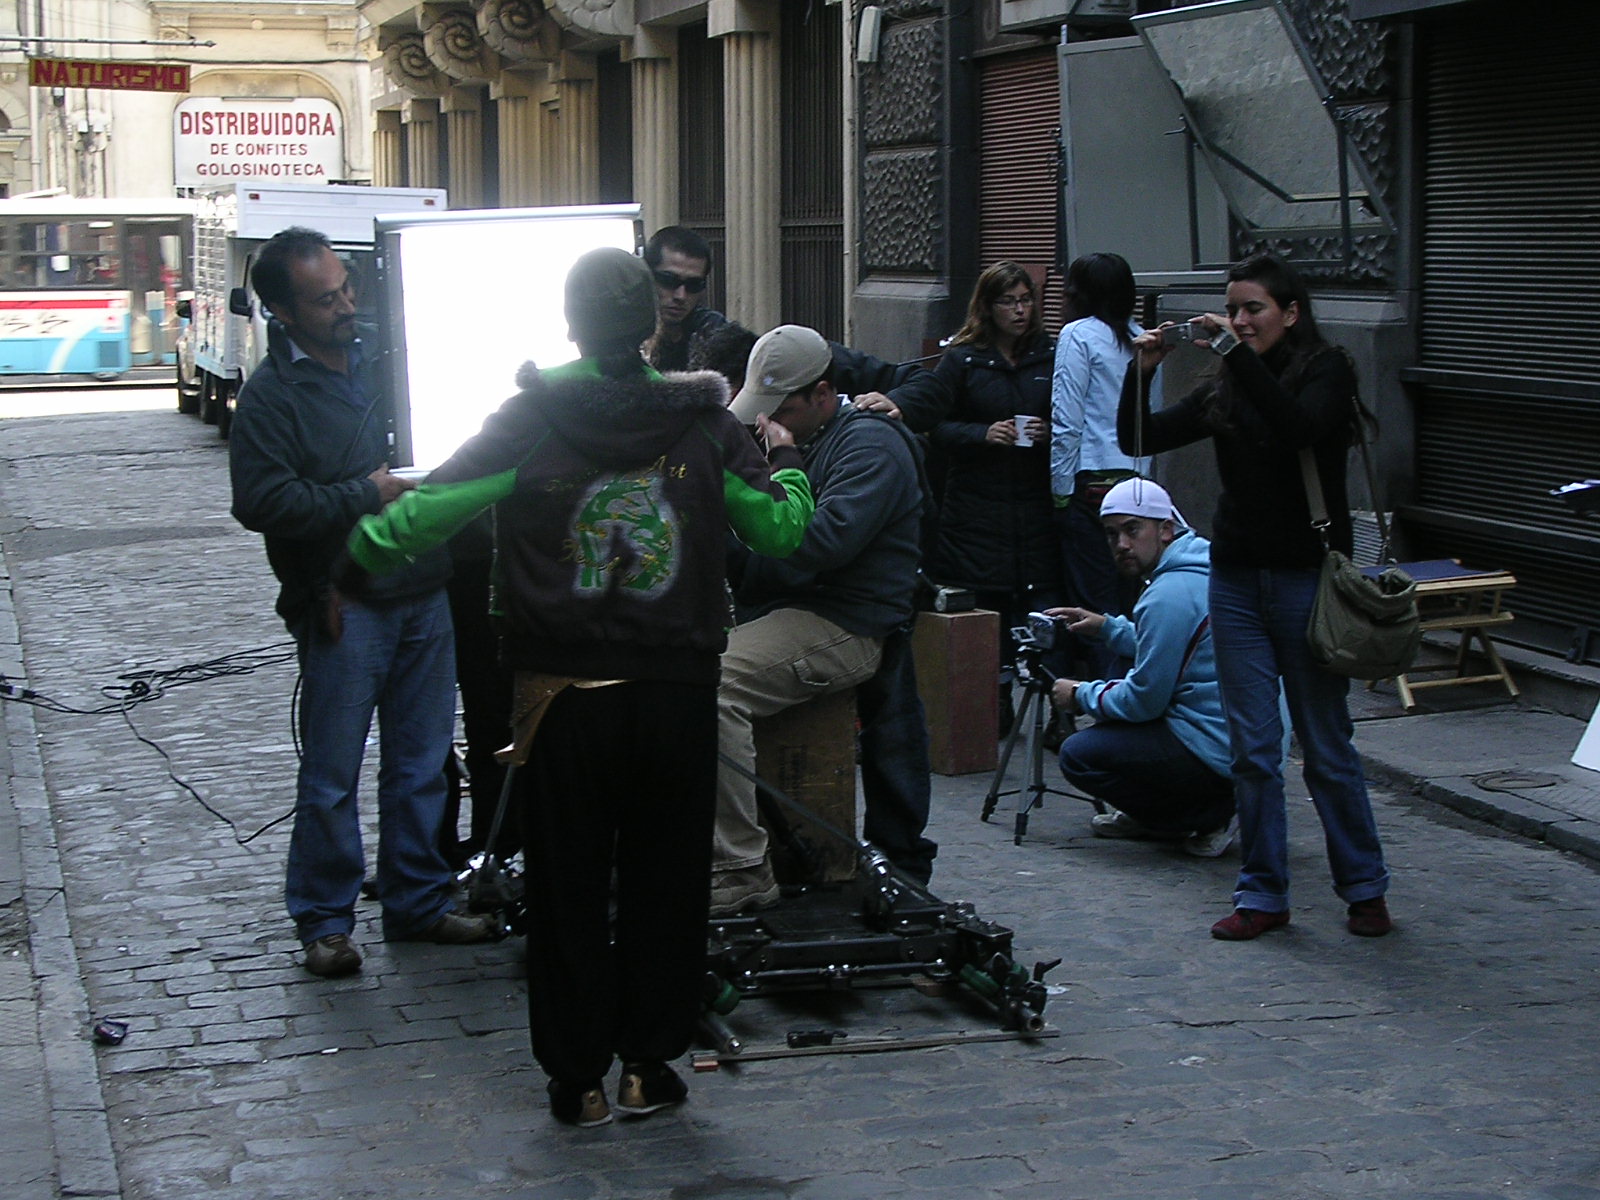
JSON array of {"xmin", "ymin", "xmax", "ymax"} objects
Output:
[
  {"xmin": 345, "ymin": 357, "xmax": 814, "ymax": 686},
  {"xmin": 230, "ymin": 320, "xmax": 451, "ymax": 632},
  {"xmin": 925, "ymin": 332, "xmax": 1061, "ymax": 593},
  {"xmin": 828, "ymin": 341, "xmax": 949, "ymax": 434}
]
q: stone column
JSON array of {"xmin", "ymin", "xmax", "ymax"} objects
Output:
[
  {"xmin": 552, "ymin": 53, "xmax": 598, "ymax": 205},
  {"xmin": 711, "ymin": 0, "xmax": 780, "ymax": 333},
  {"xmin": 492, "ymin": 70, "xmax": 542, "ymax": 207},
  {"xmin": 403, "ymin": 98, "xmax": 443, "ymax": 189},
  {"xmin": 627, "ymin": 24, "xmax": 679, "ymax": 234},
  {"xmin": 440, "ymin": 88, "xmax": 485, "ymax": 209},
  {"xmin": 374, "ymin": 110, "xmax": 404, "ymax": 188}
]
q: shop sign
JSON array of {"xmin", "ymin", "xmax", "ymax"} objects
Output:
[{"xmin": 173, "ymin": 98, "xmax": 343, "ymax": 187}]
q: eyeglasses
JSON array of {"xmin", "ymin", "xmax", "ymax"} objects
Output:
[
  {"xmin": 993, "ymin": 294, "xmax": 1034, "ymax": 310},
  {"xmin": 653, "ymin": 269, "xmax": 708, "ymax": 295}
]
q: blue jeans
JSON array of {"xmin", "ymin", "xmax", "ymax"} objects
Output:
[
  {"xmin": 1209, "ymin": 566, "xmax": 1388, "ymax": 913},
  {"xmin": 1058, "ymin": 720, "xmax": 1233, "ymax": 836},
  {"xmin": 287, "ymin": 590, "xmax": 458, "ymax": 944}
]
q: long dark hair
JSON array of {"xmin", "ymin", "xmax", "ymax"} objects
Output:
[
  {"xmin": 1065, "ymin": 252, "xmax": 1137, "ymax": 350},
  {"xmin": 947, "ymin": 261, "xmax": 1043, "ymax": 349},
  {"xmin": 1208, "ymin": 253, "xmax": 1350, "ymax": 438}
]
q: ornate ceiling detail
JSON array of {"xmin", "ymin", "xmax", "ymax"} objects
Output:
[
  {"xmin": 476, "ymin": 0, "xmax": 561, "ymax": 63},
  {"xmin": 424, "ymin": 8, "xmax": 501, "ymax": 83}
]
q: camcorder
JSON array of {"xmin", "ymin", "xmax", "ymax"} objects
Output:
[{"xmin": 1017, "ymin": 611, "xmax": 1064, "ymax": 651}]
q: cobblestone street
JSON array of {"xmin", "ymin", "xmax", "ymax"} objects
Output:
[{"xmin": 4, "ymin": 394, "xmax": 1600, "ymax": 1199}]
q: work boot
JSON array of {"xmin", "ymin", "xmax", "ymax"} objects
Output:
[
  {"xmin": 709, "ymin": 862, "xmax": 779, "ymax": 917},
  {"xmin": 403, "ymin": 910, "xmax": 496, "ymax": 944},
  {"xmin": 303, "ymin": 933, "xmax": 362, "ymax": 978}
]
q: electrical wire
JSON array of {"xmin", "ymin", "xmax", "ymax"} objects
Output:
[{"xmin": 0, "ymin": 642, "xmax": 301, "ymax": 846}]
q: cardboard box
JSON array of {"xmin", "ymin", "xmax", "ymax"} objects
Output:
[
  {"xmin": 913, "ymin": 609, "xmax": 999, "ymax": 775},
  {"xmin": 753, "ymin": 688, "xmax": 858, "ymax": 882}
]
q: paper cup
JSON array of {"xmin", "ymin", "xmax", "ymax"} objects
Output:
[{"xmin": 1013, "ymin": 414, "xmax": 1033, "ymax": 447}]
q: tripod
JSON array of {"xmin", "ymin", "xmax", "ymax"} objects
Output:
[{"xmin": 980, "ymin": 631, "xmax": 1091, "ymax": 844}]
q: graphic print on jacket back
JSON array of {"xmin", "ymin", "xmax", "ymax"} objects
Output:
[{"xmin": 566, "ymin": 467, "xmax": 681, "ymax": 597}]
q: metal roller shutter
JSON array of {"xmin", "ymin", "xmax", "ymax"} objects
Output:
[
  {"xmin": 978, "ymin": 49, "xmax": 1066, "ymax": 333},
  {"xmin": 1406, "ymin": 6, "xmax": 1600, "ymax": 662}
]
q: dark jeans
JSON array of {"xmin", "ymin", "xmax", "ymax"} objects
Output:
[
  {"xmin": 1209, "ymin": 565, "xmax": 1389, "ymax": 913},
  {"xmin": 520, "ymin": 680, "xmax": 717, "ymax": 1086},
  {"xmin": 1058, "ymin": 719, "xmax": 1234, "ymax": 836},
  {"xmin": 857, "ymin": 627, "xmax": 937, "ymax": 883},
  {"xmin": 1054, "ymin": 492, "xmax": 1136, "ymax": 678}
]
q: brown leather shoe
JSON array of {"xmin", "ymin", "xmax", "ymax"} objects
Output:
[
  {"xmin": 1346, "ymin": 897, "xmax": 1393, "ymax": 937},
  {"xmin": 411, "ymin": 911, "xmax": 496, "ymax": 944},
  {"xmin": 303, "ymin": 933, "xmax": 362, "ymax": 977},
  {"xmin": 1210, "ymin": 907, "xmax": 1290, "ymax": 941}
]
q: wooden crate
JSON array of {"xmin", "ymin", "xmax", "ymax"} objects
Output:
[
  {"xmin": 912, "ymin": 609, "xmax": 999, "ymax": 775},
  {"xmin": 752, "ymin": 687, "xmax": 858, "ymax": 883}
]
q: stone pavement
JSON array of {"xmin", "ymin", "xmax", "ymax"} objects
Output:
[{"xmin": 3, "ymin": 394, "xmax": 1600, "ymax": 1200}]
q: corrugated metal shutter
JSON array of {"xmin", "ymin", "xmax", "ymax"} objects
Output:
[
  {"xmin": 1406, "ymin": 7, "xmax": 1600, "ymax": 661},
  {"xmin": 977, "ymin": 48, "xmax": 1066, "ymax": 333}
]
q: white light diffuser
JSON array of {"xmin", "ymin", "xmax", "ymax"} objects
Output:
[{"xmin": 377, "ymin": 204, "xmax": 640, "ymax": 474}]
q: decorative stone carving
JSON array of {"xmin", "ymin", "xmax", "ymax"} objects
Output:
[
  {"xmin": 860, "ymin": 19, "xmax": 942, "ymax": 149},
  {"xmin": 879, "ymin": 0, "xmax": 942, "ymax": 17},
  {"xmin": 477, "ymin": 0, "xmax": 561, "ymax": 63},
  {"xmin": 1236, "ymin": 231, "xmax": 1394, "ymax": 287},
  {"xmin": 425, "ymin": 8, "xmax": 500, "ymax": 83},
  {"xmin": 546, "ymin": 0, "xmax": 635, "ymax": 39},
  {"xmin": 861, "ymin": 149, "xmax": 943, "ymax": 274},
  {"xmin": 383, "ymin": 32, "xmax": 453, "ymax": 98}
]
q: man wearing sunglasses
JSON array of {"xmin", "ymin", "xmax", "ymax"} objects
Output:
[{"xmin": 643, "ymin": 225, "xmax": 728, "ymax": 372}]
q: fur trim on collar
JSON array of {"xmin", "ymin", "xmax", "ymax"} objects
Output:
[{"xmin": 515, "ymin": 361, "xmax": 731, "ymax": 420}]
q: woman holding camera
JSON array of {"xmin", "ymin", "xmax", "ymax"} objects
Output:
[
  {"xmin": 927, "ymin": 262, "xmax": 1062, "ymax": 727},
  {"xmin": 1119, "ymin": 252, "xmax": 1391, "ymax": 941}
]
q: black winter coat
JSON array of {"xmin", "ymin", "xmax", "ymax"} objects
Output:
[{"xmin": 925, "ymin": 334, "xmax": 1060, "ymax": 593}]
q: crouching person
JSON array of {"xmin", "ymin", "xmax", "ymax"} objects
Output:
[
  {"xmin": 1048, "ymin": 478, "xmax": 1236, "ymax": 857},
  {"xmin": 340, "ymin": 249, "xmax": 813, "ymax": 1128}
]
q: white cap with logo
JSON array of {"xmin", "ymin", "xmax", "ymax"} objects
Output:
[{"xmin": 729, "ymin": 324, "xmax": 832, "ymax": 423}]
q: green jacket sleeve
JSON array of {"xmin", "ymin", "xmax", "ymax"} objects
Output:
[
  {"xmin": 347, "ymin": 469, "xmax": 517, "ymax": 576},
  {"xmin": 724, "ymin": 464, "xmax": 814, "ymax": 557}
]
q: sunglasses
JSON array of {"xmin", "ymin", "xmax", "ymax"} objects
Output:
[{"xmin": 653, "ymin": 269, "xmax": 708, "ymax": 295}]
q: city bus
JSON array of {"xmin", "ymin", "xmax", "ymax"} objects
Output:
[{"xmin": 0, "ymin": 196, "xmax": 194, "ymax": 378}]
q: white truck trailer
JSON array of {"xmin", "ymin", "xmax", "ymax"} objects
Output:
[{"xmin": 176, "ymin": 182, "xmax": 446, "ymax": 437}]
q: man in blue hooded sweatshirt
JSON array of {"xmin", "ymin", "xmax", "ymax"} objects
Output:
[{"xmin": 1046, "ymin": 478, "xmax": 1236, "ymax": 858}]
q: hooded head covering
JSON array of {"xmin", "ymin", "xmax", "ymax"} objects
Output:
[{"xmin": 565, "ymin": 247, "xmax": 658, "ymax": 351}]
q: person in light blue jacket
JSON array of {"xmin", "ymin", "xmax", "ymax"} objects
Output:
[{"xmin": 1047, "ymin": 477, "xmax": 1236, "ymax": 857}]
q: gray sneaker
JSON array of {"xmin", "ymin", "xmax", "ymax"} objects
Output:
[
  {"xmin": 1089, "ymin": 809, "xmax": 1150, "ymax": 840},
  {"xmin": 1183, "ymin": 818, "xmax": 1238, "ymax": 859},
  {"xmin": 709, "ymin": 863, "xmax": 780, "ymax": 917},
  {"xmin": 303, "ymin": 933, "xmax": 362, "ymax": 978}
]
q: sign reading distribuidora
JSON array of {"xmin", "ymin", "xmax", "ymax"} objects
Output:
[{"xmin": 173, "ymin": 98, "xmax": 344, "ymax": 187}]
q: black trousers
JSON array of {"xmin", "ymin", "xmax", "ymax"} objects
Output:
[
  {"xmin": 856, "ymin": 627, "xmax": 937, "ymax": 883},
  {"xmin": 519, "ymin": 679, "xmax": 717, "ymax": 1085}
]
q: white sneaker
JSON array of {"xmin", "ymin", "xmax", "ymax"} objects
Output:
[
  {"xmin": 1089, "ymin": 809, "xmax": 1150, "ymax": 840},
  {"xmin": 1183, "ymin": 817, "xmax": 1238, "ymax": 858}
]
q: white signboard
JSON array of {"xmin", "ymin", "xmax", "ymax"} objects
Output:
[{"xmin": 173, "ymin": 99, "xmax": 343, "ymax": 188}]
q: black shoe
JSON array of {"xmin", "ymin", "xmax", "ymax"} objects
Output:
[
  {"xmin": 548, "ymin": 1079, "xmax": 611, "ymax": 1127},
  {"xmin": 615, "ymin": 1061, "xmax": 687, "ymax": 1117}
]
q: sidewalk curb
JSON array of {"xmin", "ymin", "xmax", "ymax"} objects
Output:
[
  {"xmin": 1361, "ymin": 747, "xmax": 1600, "ymax": 866},
  {"xmin": 1, "ymin": 555, "xmax": 123, "ymax": 1198}
]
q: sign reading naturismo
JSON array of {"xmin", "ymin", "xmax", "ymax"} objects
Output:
[
  {"xmin": 29, "ymin": 57, "xmax": 191, "ymax": 93},
  {"xmin": 173, "ymin": 98, "xmax": 344, "ymax": 188}
]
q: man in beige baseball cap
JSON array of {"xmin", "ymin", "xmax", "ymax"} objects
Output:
[{"xmin": 730, "ymin": 324, "xmax": 835, "ymax": 428}]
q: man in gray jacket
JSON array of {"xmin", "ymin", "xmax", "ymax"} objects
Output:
[{"xmin": 711, "ymin": 325, "xmax": 928, "ymax": 914}]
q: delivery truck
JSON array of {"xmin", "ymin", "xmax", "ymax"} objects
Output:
[{"xmin": 176, "ymin": 181, "xmax": 446, "ymax": 437}]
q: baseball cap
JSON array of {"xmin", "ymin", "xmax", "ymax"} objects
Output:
[
  {"xmin": 1100, "ymin": 477, "xmax": 1181, "ymax": 523},
  {"xmin": 729, "ymin": 324, "xmax": 832, "ymax": 423},
  {"xmin": 564, "ymin": 247, "xmax": 658, "ymax": 350}
]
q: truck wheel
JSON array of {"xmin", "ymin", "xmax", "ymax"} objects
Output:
[
  {"xmin": 177, "ymin": 363, "xmax": 200, "ymax": 415},
  {"xmin": 199, "ymin": 375, "xmax": 220, "ymax": 425}
]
